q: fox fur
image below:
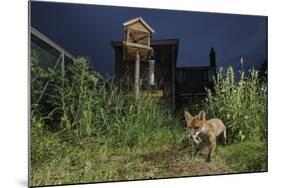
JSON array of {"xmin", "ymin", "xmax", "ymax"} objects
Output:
[{"xmin": 184, "ymin": 110, "xmax": 226, "ymax": 162}]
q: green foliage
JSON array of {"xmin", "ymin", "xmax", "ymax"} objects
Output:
[
  {"xmin": 30, "ymin": 54, "xmax": 267, "ymax": 186},
  {"xmin": 31, "ymin": 54, "xmax": 184, "ymax": 148},
  {"xmin": 217, "ymin": 141, "xmax": 267, "ymax": 172},
  {"xmin": 205, "ymin": 67, "xmax": 267, "ymax": 143}
]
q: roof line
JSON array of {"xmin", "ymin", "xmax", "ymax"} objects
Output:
[
  {"xmin": 123, "ymin": 17, "xmax": 155, "ymax": 33},
  {"xmin": 30, "ymin": 27, "xmax": 75, "ymax": 60},
  {"xmin": 111, "ymin": 39, "xmax": 179, "ymax": 47}
]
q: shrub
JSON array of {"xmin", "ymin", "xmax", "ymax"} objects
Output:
[{"xmin": 204, "ymin": 67, "xmax": 267, "ymax": 143}]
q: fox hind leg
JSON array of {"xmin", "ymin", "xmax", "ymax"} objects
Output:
[
  {"xmin": 207, "ymin": 136, "xmax": 216, "ymax": 162},
  {"xmin": 223, "ymin": 127, "xmax": 227, "ymax": 145}
]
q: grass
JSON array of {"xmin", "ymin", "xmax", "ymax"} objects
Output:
[
  {"xmin": 217, "ymin": 141, "xmax": 267, "ymax": 172},
  {"xmin": 31, "ymin": 129, "xmax": 266, "ymax": 186},
  {"xmin": 30, "ymin": 54, "xmax": 267, "ymax": 186}
]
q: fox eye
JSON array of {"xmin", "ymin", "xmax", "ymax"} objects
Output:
[{"xmin": 195, "ymin": 127, "xmax": 199, "ymax": 130}]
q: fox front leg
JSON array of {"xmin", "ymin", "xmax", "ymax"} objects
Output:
[{"xmin": 206, "ymin": 136, "xmax": 216, "ymax": 162}]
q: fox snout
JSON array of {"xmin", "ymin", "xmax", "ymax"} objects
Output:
[
  {"xmin": 188, "ymin": 132, "xmax": 197, "ymax": 138},
  {"xmin": 191, "ymin": 134, "xmax": 202, "ymax": 145},
  {"xmin": 188, "ymin": 131, "xmax": 202, "ymax": 145}
]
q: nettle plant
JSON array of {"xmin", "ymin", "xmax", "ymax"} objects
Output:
[{"xmin": 205, "ymin": 67, "xmax": 267, "ymax": 143}]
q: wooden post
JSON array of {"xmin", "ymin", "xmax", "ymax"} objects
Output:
[
  {"xmin": 135, "ymin": 50, "xmax": 140, "ymax": 101},
  {"xmin": 172, "ymin": 41, "xmax": 175, "ymax": 111}
]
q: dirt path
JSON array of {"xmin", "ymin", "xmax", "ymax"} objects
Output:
[{"xmin": 132, "ymin": 148, "xmax": 234, "ymax": 179}]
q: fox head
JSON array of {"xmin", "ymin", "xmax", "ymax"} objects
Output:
[{"xmin": 184, "ymin": 110, "xmax": 206, "ymax": 137}]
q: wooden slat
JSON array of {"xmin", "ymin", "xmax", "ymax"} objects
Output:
[
  {"xmin": 123, "ymin": 41, "xmax": 153, "ymax": 51},
  {"xmin": 124, "ymin": 44, "xmax": 154, "ymax": 62}
]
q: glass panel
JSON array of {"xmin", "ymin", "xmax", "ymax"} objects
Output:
[{"xmin": 31, "ymin": 42, "xmax": 59, "ymax": 70}]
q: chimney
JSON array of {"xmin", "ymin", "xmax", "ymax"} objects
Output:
[{"xmin": 209, "ymin": 48, "xmax": 216, "ymax": 67}]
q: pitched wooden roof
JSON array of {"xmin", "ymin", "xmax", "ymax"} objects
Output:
[{"xmin": 123, "ymin": 17, "xmax": 155, "ymax": 33}]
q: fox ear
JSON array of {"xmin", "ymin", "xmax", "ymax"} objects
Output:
[
  {"xmin": 184, "ymin": 110, "xmax": 192, "ymax": 120},
  {"xmin": 198, "ymin": 110, "xmax": 206, "ymax": 121}
]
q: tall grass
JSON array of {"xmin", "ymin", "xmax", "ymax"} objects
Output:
[
  {"xmin": 204, "ymin": 67, "xmax": 267, "ymax": 143},
  {"xmin": 31, "ymin": 53, "xmax": 267, "ymax": 186},
  {"xmin": 31, "ymin": 53, "xmax": 185, "ymax": 150}
]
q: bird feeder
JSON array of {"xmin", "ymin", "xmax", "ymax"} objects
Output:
[
  {"xmin": 123, "ymin": 17, "xmax": 155, "ymax": 62},
  {"xmin": 148, "ymin": 59, "xmax": 155, "ymax": 86},
  {"xmin": 123, "ymin": 17, "xmax": 155, "ymax": 101}
]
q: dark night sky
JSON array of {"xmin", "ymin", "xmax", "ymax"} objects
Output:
[{"xmin": 31, "ymin": 1, "xmax": 267, "ymax": 76}]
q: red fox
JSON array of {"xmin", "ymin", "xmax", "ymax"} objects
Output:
[{"xmin": 184, "ymin": 110, "xmax": 226, "ymax": 162}]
